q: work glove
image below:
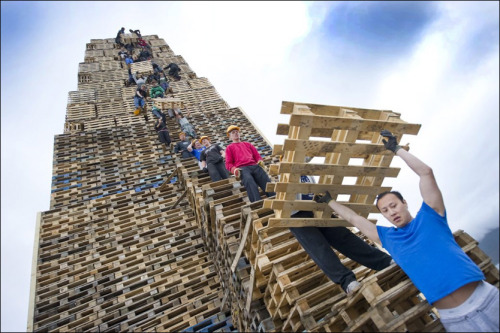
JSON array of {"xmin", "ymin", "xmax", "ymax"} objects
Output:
[
  {"xmin": 202, "ymin": 167, "xmax": 208, "ymax": 173},
  {"xmin": 380, "ymin": 130, "xmax": 402, "ymax": 154},
  {"xmin": 313, "ymin": 191, "xmax": 333, "ymax": 204},
  {"xmin": 257, "ymin": 160, "xmax": 265, "ymax": 169}
]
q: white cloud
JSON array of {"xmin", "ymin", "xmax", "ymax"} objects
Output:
[{"xmin": 1, "ymin": 2, "xmax": 498, "ymax": 332}]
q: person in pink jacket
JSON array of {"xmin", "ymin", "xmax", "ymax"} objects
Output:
[{"xmin": 225, "ymin": 125, "xmax": 275, "ymax": 202}]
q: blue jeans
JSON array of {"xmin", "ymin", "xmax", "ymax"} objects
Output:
[
  {"xmin": 134, "ymin": 96, "xmax": 145, "ymax": 108},
  {"xmin": 239, "ymin": 164, "xmax": 275, "ymax": 202},
  {"xmin": 290, "ymin": 210, "xmax": 393, "ymax": 292}
]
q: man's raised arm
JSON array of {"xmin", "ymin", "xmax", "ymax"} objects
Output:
[
  {"xmin": 314, "ymin": 193, "xmax": 381, "ymax": 244},
  {"xmin": 380, "ymin": 130, "xmax": 445, "ymax": 216}
]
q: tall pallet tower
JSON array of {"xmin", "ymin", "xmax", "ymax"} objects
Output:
[{"xmin": 28, "ymin": 33, "xmax": 499, "ymax": 332}]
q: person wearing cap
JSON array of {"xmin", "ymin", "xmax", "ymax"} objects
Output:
[
  {"xmin": 225, "ymin": 125, "xmax": 275, "ymax": 202},
  {"xmin": 174, "ymin": 132, "xmax": 192, "ymax": 159},
  {"xmin": 200, "ymin": 136, "xmax": 229, "ymax": 181},
  {"xmin": 187, "ymin": 139, "xmax": 206, "ymax": 169}
]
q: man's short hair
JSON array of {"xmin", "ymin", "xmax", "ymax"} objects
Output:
[{"xmin": 375, "ymin": 191, "xmax": 405, "ymax": 210}]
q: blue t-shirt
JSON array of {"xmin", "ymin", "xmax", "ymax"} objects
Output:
[
  {"xmin": 191, "ymin": 147, "xmax": 206, "ymax": 161},
  {"xmin": 377, "ymin": 202, "xmax": 485, "ymax": 304}
]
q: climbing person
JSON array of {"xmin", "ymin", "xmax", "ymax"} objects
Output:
[
  {"xmin": 187, "ymin": 139, "xmax": 206, "ymax": 169},
  {"xmin": 314, "ymin": 130, "xmax": 499, "ymax": 332},
  {"xmin": 164, "ymin": 62, "xmax": 181, "ymax": 81},
  {"xmin": 133, "ymin": 84, "xmax": 148, "ymax": 115},
  {"xmin": 115, "ymin": 27, "xmax": 125, "ymax": 47},
  {"xmin": 149, "ymin": 80, "xmax": 165, "ymax": 99},
  {"xmin": 200, "ymin": 136, "xmax": 229, "ymax": 181},
  {"xmin": 154, "ymin": 116, "xmax": 171, "ymax": 151},
  {"xmin": 175, "ymin": 110, "xmax": 196, "ymax": 139},
  {"xmin": 118, "ymin": 47, "xmax": 129, "ymax": 60},
  {"xmin": 125, "ymin": 54, "xmax": 134, "ymax": 69},
  {"xmin": 174, "ymin": 132, "xmax": 193, "ymax": 159},
  {"xmin": 288, "ymin": 155, "xmax": 393, "ymax": 296},
  {"xmin": 129, "ymin": 28, "xmax": 141, "ymax": 38},
  {"xmin": 225, "ymin": 125, "xmax": 275, "ymax": 202}
]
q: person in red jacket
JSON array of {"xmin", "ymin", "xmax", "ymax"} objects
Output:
[{"xmin": 225, "ymin": 125, "xmax": 275, "ymax": 202}]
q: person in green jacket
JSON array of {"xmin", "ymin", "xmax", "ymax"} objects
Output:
[{"xmin": 149, "ymin": 80, "xmax": 165, "ymax": 98}]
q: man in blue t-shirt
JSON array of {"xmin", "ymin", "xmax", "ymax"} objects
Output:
[{"xmin": 315, "ymin": 130, "xmax": 499, "ymax": 332}]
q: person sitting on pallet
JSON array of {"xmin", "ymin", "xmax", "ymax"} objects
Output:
[
  {"xmin": 187, "ymin": 139, "xmax": 206, "ymax": 169},
  {"xmin": 174, "ymin": 132, "xmax": 193, "ymax": 159},
  {"xmin": 133, "ymin": 84, "xmax": 148, "ymax": 115},
  {"xmin": 288, "ymin": 155, "xmax": 394, "ymax": 296},
  {"xmin": 199, "ymin": 136, "xmax": 229, "ymax": 181},
  {"xmin": 149, "ymin": 80, "xmax": 165, "ymax": 99},
  {"xmin": 225, "ymin": 125, "xmax": 275, "ymax": 202},
  {"xmin": 154, "ymin": 116, "xmax": 171, "ymax": 152},
  {"xmin": 164, "ymin": 62, "xmax": 181, "ymax": 81},
  {"xmin": 115, "ymin": 27, "xmax": 125, "ymax": 47},
  {"xmin": 314, "ymin": 130, "xmax": 499, "ymax": 333},
  {"xmin": 174, "ymin": 110, "xmax": 196, "ymax": 139}
]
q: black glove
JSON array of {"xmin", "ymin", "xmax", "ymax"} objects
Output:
[
  {"xmin": 202, "ymin": 167, "xmax": 208, "ymax": 173},
  {"xmin": 313, "ymin": 191, "xmax": 333, "ymax": 204},
  {"xmin": 380, "ymin": 130, "xmax": 401, "ymax": 154}
]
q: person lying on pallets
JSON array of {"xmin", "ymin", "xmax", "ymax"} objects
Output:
[
  {"xmin": 290, "ymin": 155, "xmax": 394, "ymax": 296},
  {"xmin": 199, "ymin": 135, "xmax": 229, "ymax": 182},
  {"xmin": 314, "ymin": 130, "xmax": 499, "ymax": 333},
  {"xmin": 225, "ymin": 125, "xmax": 275, "ymax": 203}
]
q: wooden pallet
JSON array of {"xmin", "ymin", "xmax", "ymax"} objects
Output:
[{"xmin": 264, "ymin": 101, "xmax": 421, "ymax": 228}]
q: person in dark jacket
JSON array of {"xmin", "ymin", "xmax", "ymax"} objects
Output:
[
  {"xmin": 164, "ymin": 63, "xmax": 181, "ymax": 81},
  {"xmin": 154, "ymin": 117, "xmax": 171, "ymax": 151},
  {"xmin": 174, "ymin": 132, "xmax": 193, "ymax": 159},
  {"xmin": 115, "ymin": 27, "xmax": 125, "ymax": 47},
  {"xmin": 200, "ymin": 136, "xmax": 229, "ymax": 181}
]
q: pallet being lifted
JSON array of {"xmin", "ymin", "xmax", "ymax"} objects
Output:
[{"xmin": 265, "ymin": 101, "xmax": 420, "ymax": 228}]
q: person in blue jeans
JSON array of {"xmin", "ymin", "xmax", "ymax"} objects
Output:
[
  {"xmin": 315, "ymin": 130, "xmax": 499, "ymax": 332},
  {"xmin": 133, "ymin": 84, "xmax": 148, "ymax": 109},
  {"xmin": 289, "ymin": 160, "xmax": 393, "ymax": 295}
]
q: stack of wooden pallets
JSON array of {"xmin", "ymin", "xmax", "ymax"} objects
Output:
[{"xmin": 30, "ymin": 33, "xmax": 499, "ymax": 333}]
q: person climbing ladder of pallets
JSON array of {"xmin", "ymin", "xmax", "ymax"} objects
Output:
[
  {"xmin": 225, "ymin": 125, "xmax": 275, "ymax": 202},
  {"xmin": 164, "ymin": 62, "xmax": 181, "ymax": 81},
  {"xmin": 314, "ymin": 130, "xmax": 499, "ymax": 333},
  {"xmin": 289, "ymin": 155, "xmax": 394, "ymax": 296},
  {"xmin": 199, "ymin": 136, "xmax": 229, "ymax": 181},
  {"xmin": 133, "ymin": 84, "xmax": 148, "ymax": 115}
]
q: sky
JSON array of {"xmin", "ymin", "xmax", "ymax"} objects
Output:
[{"xmin": 1, "ymin": 1, "xmax": 498, "ymax": 332}]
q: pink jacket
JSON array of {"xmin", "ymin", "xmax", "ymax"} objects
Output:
[{"xmin": 225, "ymin": 141, "xmax": 262, "ymax": 174}]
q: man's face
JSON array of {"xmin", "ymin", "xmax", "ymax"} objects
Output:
[
  {"xmin": 229, "ymin": 130, "xmax": 240, "ymax": 141},
  {"xmin": 179, "ymin": 134, "xmax": 185, "ymax": 141},
  {"xmin": 377, "ymin": 193, "xmax": 412, "ymax": 228},
  {"xmin": 201, "ymin": 139, "xmax": 210, "ymax": 146},
  {"xmin": 194, "ymin": 141, "xmax": 202, "ymax": 149}
]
